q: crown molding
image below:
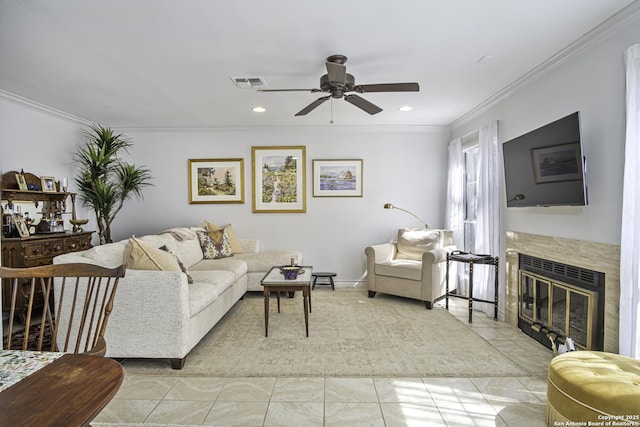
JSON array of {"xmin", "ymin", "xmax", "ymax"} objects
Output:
[
  {"xmin": 0, "ymin": 90, "xmax": 92, "ymax": 125},
  {"xmin": 450, "ymin": 0, "xmax": 640, "ymax": 130},
  {"xmin": 0, "ymin": 89, "xmax": 445, "ymax": 133},
  {"xmin": 115, "ymin": 124, "xmax": 449, "ymax": 134}
]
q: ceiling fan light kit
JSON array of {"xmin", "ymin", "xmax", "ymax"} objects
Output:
[{"xmin": 258, "ymin": 54, "xmax": 419, "ymax": 118}]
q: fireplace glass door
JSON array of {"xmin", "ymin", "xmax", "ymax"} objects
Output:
[{"xmin": 519, "ymin": 271, "xmax": 598, "ymax": 349}]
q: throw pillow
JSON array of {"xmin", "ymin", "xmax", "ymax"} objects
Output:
[
  {"xmin": 395, "ymin": 228, "xmax": 442, "ymax": 261},
  {"xmin": 196, "ymin": 229, "xmax": 233, "ymax": 259},
  {"xmin": 203, "ymin": 220, "xmax": 244, "ymax": 254},
  {"xmin": 159, "ymin": 245, "xmax": 194, "ymax": 284},
  {"xmin": 123, "ymin": 236, "xmax": 183, "ymax": 271}
]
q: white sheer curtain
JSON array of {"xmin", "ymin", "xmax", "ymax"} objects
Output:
[
  {"xmin": 445, "ymin": 137, "xmax": 466, "ymax": 293},
  {"xmin": 620, "ymin": 44, "xmax": 640, "ymax": 359},
  {"xmin": 474, "ymin": 121, "xmax": 504, "ymax": 317}
]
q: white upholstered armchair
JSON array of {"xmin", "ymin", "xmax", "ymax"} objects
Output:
[{"xmin": 365, "ymin": 228, "xmax": 457, "ymax": 309}]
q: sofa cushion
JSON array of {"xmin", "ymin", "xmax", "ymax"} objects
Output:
[
  {"xmin": 239, "ymin": 239, "xmax": 259, "ymax": 253},
  {"xmin": 234, "ymin": 250, "xmax": 303, "ymax": 273},
  {"xmin": 375, "ymin": 259, "xmax": 423, "ymax": 281},
  {"xmin": 204, "ymin": 221, "xmax": 244, "ymax": 254},
  {"xmin": 167, "ymin": 228, "xmax": 204, "ymax": 268},
  {"xmin": 196, "ymin": 229, "xmax": 233, "ymax": 259},
  {"xmin": 190, "ymin": 258, "xmax": 248, "ymax": 282},
  {"xmin": 395, "ymin": 229, "xmax": 442, "ymax": 261},
  {"xmin": 188, "ymin": 270, "xmax": 236, "ymax": 316},
  {"xmin": 139, "ymin": 233, "xmax": 179, "ymax": 255},
  {"xmin": 187, "ymin": 282, "xmax": 220, "ymax": 317},
  {"xmin": 83, "ymin": 240, "xmax": 129, "ymax": 267},
  {"xmin": 123, "ymin": 237, "xmax": 183, "ymax": 272}
]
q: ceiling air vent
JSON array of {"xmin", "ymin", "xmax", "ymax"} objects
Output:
[{"xmin": 230, "ymin": 76, "xmax": 267, "ymax": 89}]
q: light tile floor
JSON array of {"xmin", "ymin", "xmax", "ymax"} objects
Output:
[{"xmin": 94, "ymin": 297, "xmax": 553, "ymax": 426}]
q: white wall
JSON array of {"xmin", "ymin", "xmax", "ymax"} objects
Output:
[
  {"xmin": 118, "ymin": 126, "xmax": 450, "ymax": 282},
  {"xmin": 0, "ymin": 98, "xmax": 93, "ymax": 221},
  {"xmin": 0, "ymin": 98, "xmax": 450, "ymax": 281},
  {"xmin": 450, "ymin": 16, "xmax": 639, "ymax": 246}
]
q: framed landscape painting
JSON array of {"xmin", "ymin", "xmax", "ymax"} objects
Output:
[
  {"xmin": 252, "ymin": 146, "xmax": 306, "ymax": 213},
  {"xmin": 313, "ymin": 159, "xmax": 363, "ymax": 197},
  {"xmin": 188, "ymin": 158, "xmax": 244, "ymax": 204}
]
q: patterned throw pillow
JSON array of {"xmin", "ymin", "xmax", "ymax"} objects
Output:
[
  {"xmin": 196, "ymin": 229, "xmax": 233, "ymax": 259},
  {"xmin": 159, "ymin": 245, "xmax": 194, "ymax": 284},
  {"xmin": 203, "ymin": 220, "xmax": 245, "ymax": 254}
]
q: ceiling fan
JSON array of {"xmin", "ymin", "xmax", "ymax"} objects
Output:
[{"xmin": 258, "ymin": 54, "xmax": 419, "ymax": 117}]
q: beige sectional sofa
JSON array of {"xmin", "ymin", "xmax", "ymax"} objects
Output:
[{"xmin": 53, "ymin": 225, "xmax": 302, "ymax": 369}]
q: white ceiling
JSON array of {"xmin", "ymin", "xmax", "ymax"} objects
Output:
[{"xmin": 0, "ymin": 0, "xmax": 636, "ymax": 128}]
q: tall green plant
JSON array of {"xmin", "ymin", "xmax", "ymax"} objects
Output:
[{"xmin": 74, "ymin": 124, "xmax": 152, "ymax": 244}]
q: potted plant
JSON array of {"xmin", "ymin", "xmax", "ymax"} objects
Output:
[{"xmin": 74, "ymin": 124, "xmax": 152, "ymax": 244}]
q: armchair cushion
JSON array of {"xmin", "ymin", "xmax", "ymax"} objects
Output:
[
  {"xmin": 375, "ymin": 259, "xmax": 422, "ymax": 281},
  {"xmin": 365, "ymin": 229, "xmax": 456, "ymax": 309},
  {"xmin": 395, "ymin": 228, "xmax": 442, "ymax": 261}
]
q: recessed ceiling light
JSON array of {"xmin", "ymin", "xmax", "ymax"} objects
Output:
[
  {"xmin": 399, "ymin": 106, "xmax": 413, "ymax": 112},
  {"xmin": 252, "ymin": 106, "xmax": 266, "ymax": 113}
]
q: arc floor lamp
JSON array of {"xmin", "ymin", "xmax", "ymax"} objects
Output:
[{"xmin": 384, "ymin": 203, "xmax": 430, "ymax": 229}]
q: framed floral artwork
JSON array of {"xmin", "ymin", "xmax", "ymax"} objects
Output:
[
  {"xmin": 188, "ymin": 158, "xmax": 245, "ymax": 204},
  {"xmin": 312, "ymin": 159, "xmax": 363, "ymax": 197},
  {"xmin": 252, "ymin": 146, "xmax": 306, "ymax": 213}
]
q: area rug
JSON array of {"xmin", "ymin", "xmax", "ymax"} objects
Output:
[
  {"xmin": 3, "ymin": 322, "xmax": 52, "ymax": 351},
  {"xmin": 120, "ymin": 289, "xmax": 527, "ymax": 378}
]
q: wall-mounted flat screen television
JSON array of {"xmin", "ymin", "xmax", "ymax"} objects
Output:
[{"xmin": 503, "ymin": 112, "xmax": 588, "ymax": 207}]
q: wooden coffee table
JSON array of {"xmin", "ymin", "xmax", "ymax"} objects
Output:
[{"xmin": 261, "ymin": 266, "xmax": 313, "ymax": 337}]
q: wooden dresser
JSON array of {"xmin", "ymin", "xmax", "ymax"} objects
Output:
[{"xmin": 1, "ymin": 232, "xmax": 93, "ymax": 267}]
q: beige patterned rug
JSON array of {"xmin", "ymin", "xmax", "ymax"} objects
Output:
[{"xmin": 121, "ymin": 288, "xmax": 527, "ymax": 378}]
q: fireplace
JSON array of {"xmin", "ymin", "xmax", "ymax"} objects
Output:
[{"xmin": 517, "ymin": 254, "xmax": 604, "ymax": 351}]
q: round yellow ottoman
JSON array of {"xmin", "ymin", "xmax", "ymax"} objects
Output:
[{"xmin": 547, "ymin": 351, "xmax": 640, "ymax": 426}]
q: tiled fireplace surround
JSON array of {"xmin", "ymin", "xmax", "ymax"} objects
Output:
[{"xmin": 505, "ymin": 231, "xmax": 620, "ymax": 352}]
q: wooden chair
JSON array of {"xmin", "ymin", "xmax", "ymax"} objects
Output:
[{"xmin": 2, "ymin": 263, "xmax": 126, "ymax": 356}]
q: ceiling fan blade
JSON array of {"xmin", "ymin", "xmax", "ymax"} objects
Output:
[
  {"xmin": 258, "ymin": 88, "xmax": 321, "ymax": 93},
  {"xmin": 295, "ymin": 96, "xmax": 331, "ymax": 116},
  {"xmin": 344, "ymin": 94, "xmax": 382, "ymax": 115},
  {"xmin": 326, "ymin": 61, "xmax": 347, "ymax": 85},
  {"xmin": 354, "ymin": 83, "xmax": 420, "ymax": 93}
]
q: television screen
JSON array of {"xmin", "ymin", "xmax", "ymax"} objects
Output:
[{"xmin": 503, "ymin": 112, "xmax": 588, "ymax": 207}]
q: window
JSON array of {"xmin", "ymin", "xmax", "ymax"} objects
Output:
[{"xmin": 463, "ymin": 143, "xmax": 479, "ymax": 252}]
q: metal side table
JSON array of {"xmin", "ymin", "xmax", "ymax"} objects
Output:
[{"xmin": 445, "ymin": 250, "xmax": 498, "ymax": 322}]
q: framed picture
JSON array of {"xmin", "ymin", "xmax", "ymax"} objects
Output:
[
  {"xmin": 15, "ymin": 173, "xmax": 28, "ymax": 191},
  {"xmin": 531, "ymin": 142, "xmax": 583, "ymax": 184},
  {"xmin": 313, "ymin": 159, "xmax": 363, "ymax": 197},
  {"xmin": 188, "ymin": 158, "xmax": 245, "ymax": 204},
  {"xmin": 14, "ymin": 217, "xmax": 30, "ymax": 237},
  {"xmin": 252, "ymin": 146, "xmax": 306, "ymax": 213},
  {"xmin": 41, "ymin": 176, "xmax": 56, "ymax": 192}
]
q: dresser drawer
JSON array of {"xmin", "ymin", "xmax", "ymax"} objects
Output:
[
  {"xmin": 64, "ymin": 235, "xmax": 92, "ymax": 253},
  {"xmin": 22, "ymin": 239, "xmax": 64, "ymax": 259}
]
